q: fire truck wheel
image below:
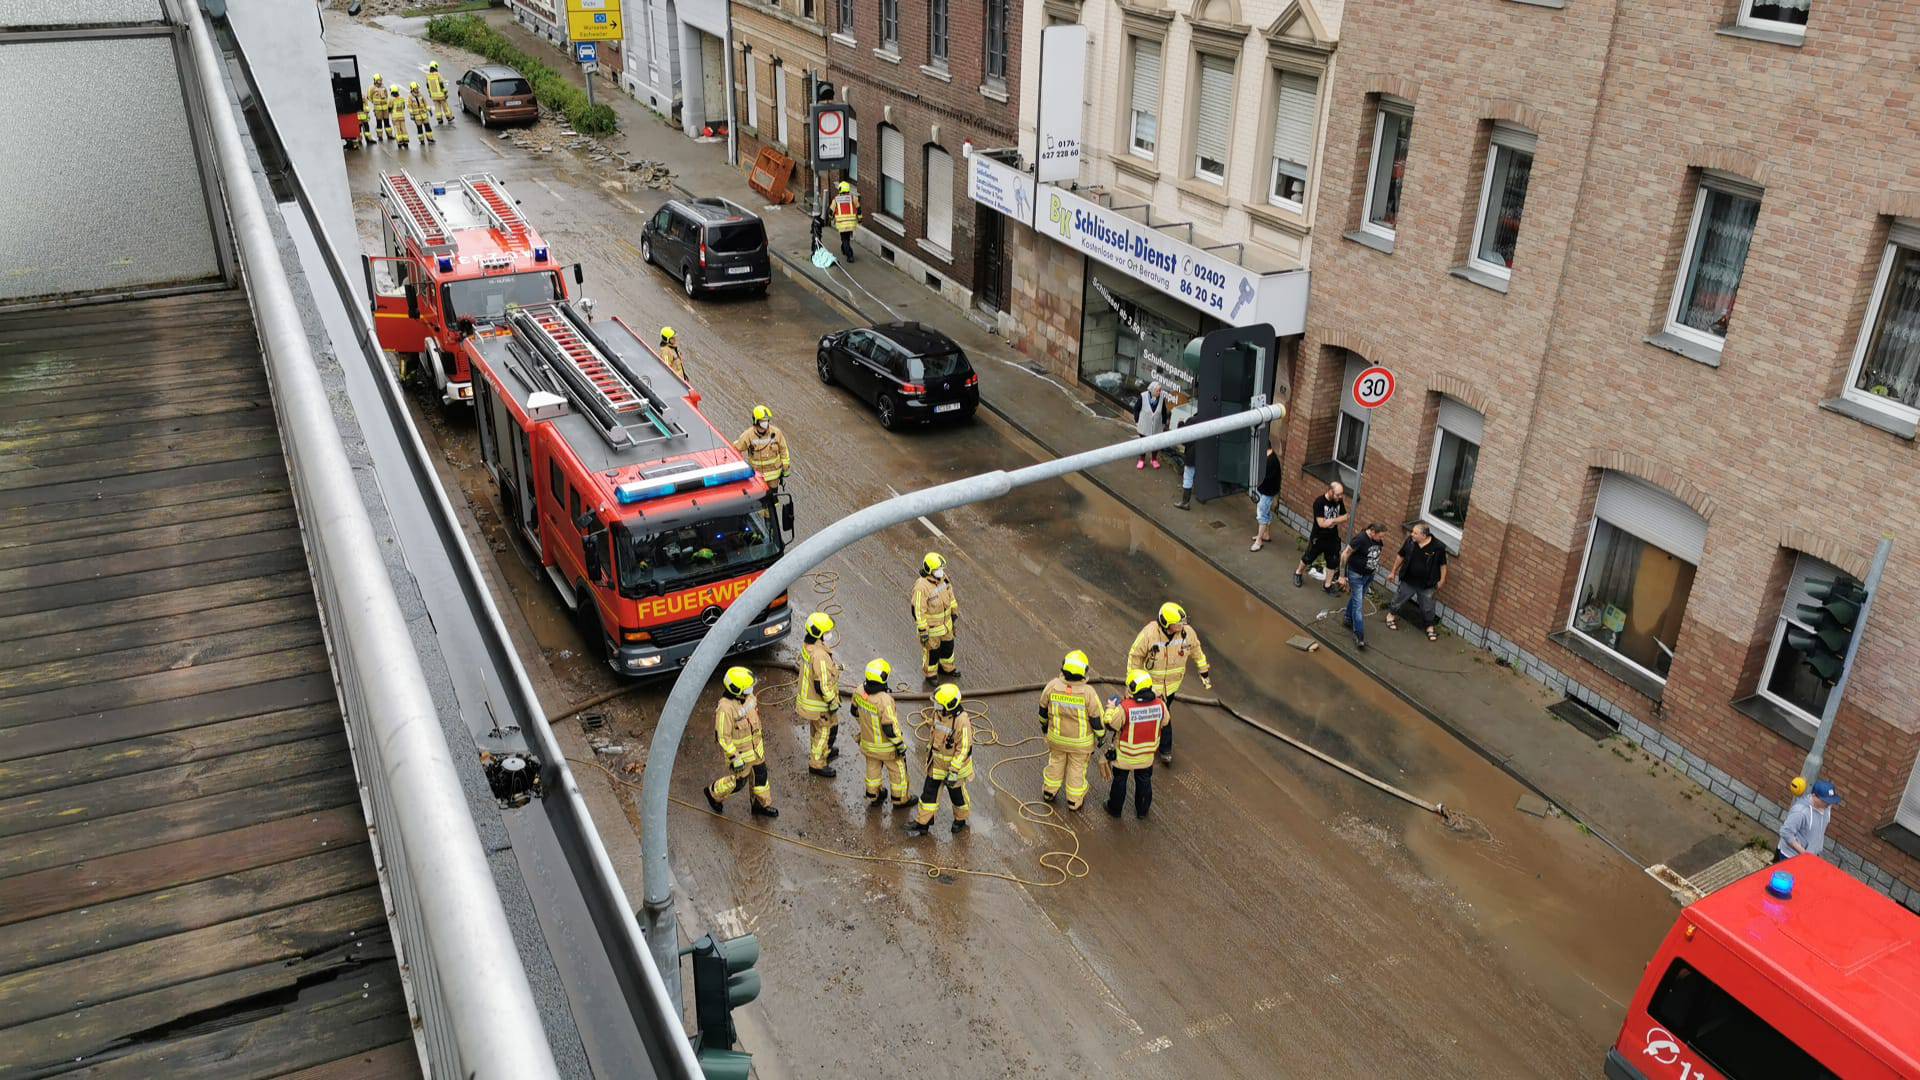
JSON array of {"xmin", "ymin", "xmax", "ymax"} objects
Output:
[
  {"xmin": 640, "ymin": 236, "xmax": 654, "ymax": 265},
  {"xmin": 876, "ymin": 392, "xmax": 901, "ymax": 431},
  {"xmin": 816, "ymin": 350, "xmax": 835, "ymax": 386},
  {"xmin": 575, "ymin": 589, "xmax": 613, "ymax": 664}
]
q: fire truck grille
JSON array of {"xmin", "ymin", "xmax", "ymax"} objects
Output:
[{"xmin": 647, "ymin": 605, "xmax": 779, "ymax": 648}]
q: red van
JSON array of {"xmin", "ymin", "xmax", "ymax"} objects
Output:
[{"xmin": 1608, "ymin": 855, "xmax": 1920, "ymax": 1079}]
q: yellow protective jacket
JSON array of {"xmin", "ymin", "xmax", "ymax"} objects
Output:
[
  {"xmin": 926, "ymin": 709, "xmax": 974, "ymax": 782},
  {"xmin": 408, "ymin": 90, "xmax": 431, "ymax": 121},
  {"xmin": 659, "ymin": 341, "xmax": 687, "ymax": 382},
  {"xmin": 911, "ymin": 577, "xmax": 958, "ymax": 642},
  {"xmin": 831, "ymin": 192, "xmax": 860, "ymax": 233},
  {"xmin": 425, "ymin": 71, "xmax": 448, "ymax": 101},
  {"xmin": 1038, "ymin": 676, "xmax": 1105, "ymax": 752},
  {"xmin": 1102, "ymin": 697, "xmax": 1166, "ymax": 770},
  {"xmin": 733, "ymin": 424, "xmax": 790, "ymax": 483},
  {"xmin": 715, "ymin": 695, "xmax": 766, "ymax": 768},
  {"xmin": 796, "ymin": 640, "xmax": 840, "ymax": 717},
  {"xmin": 1127, "ymin": 622, "xmax": 1209, "ymax": 697},
  {"xmin": 852, "ymin": 687, "xmax": 904, "ymax": 756},
  {"xmin": 367, "ymin": 80, "xmax": 387, "ymax": 115}
]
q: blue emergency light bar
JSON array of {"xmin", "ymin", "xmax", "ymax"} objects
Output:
[
  {"xmin": 1766, "ymin": 871, "xmax": 1795, "ymax": 900},
  {"xmin": 614, "ymin": 462, "xmax": 757, "ymax": 505},
  {"xmin": 432, "ymin": 185, "xmax": 446, "ymax": 195},
  {"xmin": 438, "ymin": 256, "xmax": 454, "ymax": 273},
  {"xmin": 534, "ymin": 246, "xmax": 549, "ymax": 263}
]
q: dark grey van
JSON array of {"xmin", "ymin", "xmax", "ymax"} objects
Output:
[{"xmin": 639, "ymin": 197, "xmax": 771, "ymax": 298}]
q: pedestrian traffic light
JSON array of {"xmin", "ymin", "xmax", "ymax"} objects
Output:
[
  {"xmin": 815, "ymin": 80, "xmax": 836, "ymax": 102},
  {"xmin": 690, "ymin": 932, "xmax": 761, "ymax": 1077},
  {"xmin": 1788, "ymin": 574, "xmax": 1868, "ymax": 683}
]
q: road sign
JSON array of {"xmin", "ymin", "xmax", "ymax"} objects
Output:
[
  {"xmin": 566, "ymin": 0, "xmax": 621, "ymax": 41},
  {"xmin": 1352, "ymin": 365, "xmax": 1395, "ymax": 409},
  {"xmin": 574, "ymin": 41, "xmax": 598, "ymax": 64},
  {"xmin": 810, "ymin": 103, "xmax": 852, "ymax": 169}
]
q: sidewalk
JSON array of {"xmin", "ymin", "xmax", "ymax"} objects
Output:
[{"xmin": 467, "ymin": 9, "xmax": 1766, "ymax": 886}]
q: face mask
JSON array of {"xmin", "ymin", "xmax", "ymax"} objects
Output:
[
  {"xmin": 822, "ymin": 631, "xmax": 837, "ymax": 647},
  {"xmin": 756, "ymin": 420, "xmax": 769, "ymax": 431},
  {"xmin": 932, "ymin": 568, "xmax": 946, "ymax": 580}
]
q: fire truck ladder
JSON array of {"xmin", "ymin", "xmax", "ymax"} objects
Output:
[
  {"xmin": 461, "ymin": 173, "xmax": 531, "ymax": 245},
  {"xmin": 511, "ymin": 304, "xmax": 678, "ymax": 450},
  {"xmin": 381, "ymin": 171, "xmax": 455, "ymax": 256}
]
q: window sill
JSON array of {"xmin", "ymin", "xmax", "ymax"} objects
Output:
[
  {"xmin": 1246, "ymin": 202, "xmax": 1309, "ymax": 237},
  {"xmin": 979, "ymin": 81, "xmax": 1010, "ymax": 103},
  {"xmin": 1415, "ymin": 515, "xmax": 1464, "ymax": 555},
  {"xmin": 1448, "ymin": 264, "xmax": 1510, "ymax": 295},
  {"xmin": 1876, "ymin": 821, "xmax": 1920, "ymax": 860},
  {"xmin": 1819, "ymin": 396, "xmax": 1919, "ymax": 440},
  {"xmin": 1304, "ymin": 459, "xmax": 1360, "ymax": 494},
  {"xmin": 1508, "ymin": 0, "xmax": 1565, "ymax": 7},
  {"xmin": 873, "ymin": 47, "xmax": 902, "ymax": 64},
  {"xmin": 920, "ymin": 63, "xmax": 952, "ymax": 82},
  {"xmin": 872, "ymin": 214, "xmax": 905, "ymax": 236},
  {"xmin": 1112, "ymin": 154, "xmax": 1158, "ymax": 182},
  {"xmin": 1731, "ymin": 694, "xmax": 1816, "ymax": 751},
  {"xmin": 918, "ymin": 239, "xmax": 953, "ymax": 264},
  {"xmin": 1716, "ymin": 22, "xmax": 1805, "ymax": 48},
  {"xmin": 830, "ymin": 32, "xmax": 857, "ymax": 48},
  {"xmin": 1175, "ymin": 176, "xmax": 1230, "ymax": 210},
  {"xmin": 1548, "ymin": 629, "xmax": 1666, "ymax": 703},
  {"xmin": 1644, "ymin": 330, "xmax": 1724, "ymax": 369},
  {"xmin": 1343, "ymin": 228, "xmax": 1395, "ymax": 255}
]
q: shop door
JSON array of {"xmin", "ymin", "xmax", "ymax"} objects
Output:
[
  {"xmin": 974, "ymin": 207, "xmax": 1006, "ymax": 312},
  {"xmin": 1213, "ymin": 339, "xmax": 1269, "ymax": 491}
]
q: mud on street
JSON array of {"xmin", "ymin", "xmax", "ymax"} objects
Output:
[{"xmin": 333, "ymin": 13, "xmax": 1677, "ymax": 1076}]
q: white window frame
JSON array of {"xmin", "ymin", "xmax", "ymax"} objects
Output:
[
  {"xmin": 1265, "ymin": 68, "xmax": 1318, "ymax": 213},
  {"xmin": 1419, "ymin": 401, "xmax": 1482, "ymax": 548},
  {"xmin": 924, "ymin": 144, "xmax": 954, "ymax": 252},
  {"xmin": 1126, "ymin": 37, "xmax": 1161, "ymax": 161},
  {"xmin": 880, "ymin": 0, "xmax": 900, "ymax": 50},
  {"xmin": 929, "ymin": 0, "xmax": 949, "ymax": 66},
  {"xmin": 1737, "ymin": 0, "xmax": 1809, "ymax": 36},
  {"xmin": 1566, "ymin": 519, "xmax": 1674, "ymax": 685},
  {"xmin": 743, "ymin": 48, "xmax": 758, "ymax": 131},
  {"xmin": 878, "ymin": 123, "xmax": 906, "ymax": 222},
  {"xmin": 837, "ymin": 0, "xmax": 854, "ymax": 38},
  {"xmin": 1190, "ymin": 52, "xmax": 1235, "ymax": 185},
  {"xmin": 1360, "ymin": 99, "xmax": 1411, "ymax": 241},
  {"xmin": 1841, "ymin": 220, "xmax": 1920, "ymax": 424},
  {"xmin": 1333, "ymin": 410, "xmax": 1368, "ymax": 480},
  {"xmin": 1756, "ymin": 553, "xmax": 1841, "ymax": 728},
  {"xmin": 1467, "ymin": 124, "xmax": 1536, "ymax": 282},
  {"xmin": 1663, "ymin": 173, "xmax": 1764, "ymax": 353},
  {"xmin": 773, "ymin": 60, "xmax": 789, "ymax": 146}
]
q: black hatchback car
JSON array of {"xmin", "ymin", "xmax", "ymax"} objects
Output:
[
  {"xmin": 817, "ymin": 322, "xmax": 979, "ymax": 429},
  {"xmin": 640, "ymin": 197, "xmax": 770, "ymax": 298}
]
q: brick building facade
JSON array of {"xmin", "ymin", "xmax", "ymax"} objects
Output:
[
  {"xmin": 732, "ymin": 0, "xmax": 831, "ymax": 204},
  {"xmin": 826, "ymin": 0, "xmax": 1022, "ymax": 308},
  {"xmin": 1285, "ymin": 0, "xmax": 1920, "ymax": 905}
]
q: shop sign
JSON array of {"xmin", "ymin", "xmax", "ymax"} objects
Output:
[
  {"xmin": 1035, "ymin": 26, "xmax": 1087, "ymax": 184},
  {"xmin": 968, "ymin": 151, "xmax": 1035, "ymax": 222}
]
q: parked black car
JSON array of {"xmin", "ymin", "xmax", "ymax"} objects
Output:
[
  {"xmin": 817, "ymin": 322, "xmax": 979, "ymax": 429},
  {"xmin": 640, "ymin": 197, "xmax": 770, "ymax": 298}
]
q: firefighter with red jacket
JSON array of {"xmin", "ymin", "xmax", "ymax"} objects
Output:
[
  {"xmin": 1103, "ymin": 669, "xmax": 1166, "ymax": 818},
  {"xmin": 830, "ymin": 181, "xmax": 861, "ymax": 261}
]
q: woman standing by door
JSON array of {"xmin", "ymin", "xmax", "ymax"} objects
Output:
[{"xmin": 1135, "ymin": 380, "xmax": 1171, "ymax": 469}]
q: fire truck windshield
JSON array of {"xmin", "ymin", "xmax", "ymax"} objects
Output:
[
  {"xmin": 443, "ymin": 272, "xmax": 559, "ymax": 321},
  {"xmin": 614, "ymin": 506, "xmax": 781, "ymax": 597}
]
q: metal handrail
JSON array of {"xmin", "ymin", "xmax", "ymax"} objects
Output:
[{"xmin": 182, "ymin": 4, "xmax": 560, "ymax": 1076}]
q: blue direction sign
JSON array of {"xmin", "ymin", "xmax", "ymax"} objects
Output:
[{"xmin": 574, "ymin": 41, "xmax": 598, "ymax": 64}]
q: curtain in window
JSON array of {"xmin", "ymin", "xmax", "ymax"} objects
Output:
[
  {"xmin": 1481, "ymin": 147, "xmax": 1532, "ymax": 268},
  {"xmin": 1677, "ymin": 188, "xmax": 1760, "ymax": 336},
  {"xmin": 1748, "ymin": 0, "xmax": 1810, "ymax": 24},
  {"xmin": 1369, "ymin": 111, "xmax": 1410, "ymax": 230},
  {"xmin": 1857, "ymin": 244, "xmax": 1920, "ymax": 407}
]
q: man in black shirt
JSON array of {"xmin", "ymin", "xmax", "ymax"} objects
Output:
[
  {"xmin": 1386, "ymin": 522, "xmax": 1449, "ymax": 641},
  {"xmin": 1294, "ymin": 481, "xmax": 1349, "ymax": 593},
  {"xmin": 1339, "ymin": 522, "xmax": 1387, "ymax": 648}
]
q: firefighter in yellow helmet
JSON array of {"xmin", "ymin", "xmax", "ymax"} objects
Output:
[
  {"xmin": 425, "ymin": 61, "xmax": 453, "ymax": 124},
  {"xmin": 1126, "ymin": 602, "xmax": 1210, "ymax": 766},
  {"xmin": 851, "ymin": 659, "xmax": 913, "ymax": 807},
  {"xmin": 389, "ymin": 87, "xmax": 411, "ymax": 146},
  {"xmin": 362, "ymin": 72, "xmax": 386, "ymax": 144},
  {"xmin": 907, "ymin": 683, "xmax": 974, "ymax": 835},
  {"xmin": 910, "ymin": 552, "xmax": 959, "ymax": 679},
  {"xmin": 733, "ymin": 405, "xmax": 790, "ymax": 487},
  {"xmin": 704, "ymin": 667, "xmax": 777, "ymax": 817},
  {"xmin": 657, "ymin": 326, "xmax": 687, "ymax": 383},
  {"xmin": 797, "ymin": 613, "xmax": 844, "ymax": 778},
  {"xmin": 1036, "ymin": 650, "xmax": 1106, "ymax": 810},
  {"xmin": 830, "ymin": 180, "xmax": 861, "ymax": 261},
  {"xmin": 407, "ymin": 82, "xmax": 435, "ymax": 144},
  {"xmin": 1102, "ymin": 669, "xmax": 1166, "ymax": 818}
]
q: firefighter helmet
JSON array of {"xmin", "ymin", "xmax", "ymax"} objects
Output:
[
  {"xmin": 409, "ymin": 81, "xmax": 420, "ymax": 91},
  {"xmin": 921, "ymin": 552, "xmax": 946, "ymax": 577},
  {"xmin": 373, "ymin": 72, "xmax": 383, "ymax": 82},
  {"xmin": 1157, "ymin": 602, "xmax": 1187, "ymax": 631},
  {"xmin": 1061, "ymin": 649, "xmax": 1090, "ymax": 679},
  {"xmin": 390, "ymin": 87, "xmax": 402, "ymax": 97},
  {"xmin": 838, "ymin": 181, "xmax": 853, "ymax": 194},
  {"xmin": 660, "ymin": 326, "xmax": 676, "ymax": 341},
  {"xmin": 934, "ymin": 683, "xmax": 963, "ymax": 714},
  {"xmin": 864, "ymin": 658, "xmax": 892, "ymax": 685},
  {"xmin": 1127, "ymin": 669, "xmax": 1154, "ymax": 697},
  {"xmin": 722, "ymin": 666, "xmax": 755, "ymax": 698},
  {"xmin": 804, "ymin": 612, "xmax": 835, "ymax": 640},
  {"xmin": 429, "ymin": 61, "xmax": 440, "ymax": 71},
  {"xmin": 752, "ymin": 404, "xmax": 773, "ymax": 425}
]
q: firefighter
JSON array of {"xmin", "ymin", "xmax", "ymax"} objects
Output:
[
  {"xmin": 907, "ymin": 683, "xmax": 974, "ymax": 835},
  {"xmin": 425, "ymin": 61, "xmax": 453, "ymax": 124},
  {"xmin": 704, "ymin": 667, "xmax": 778, "ymax": 817},
  {"xmin": 407, "ymin": 82, "xmax": 435, "ymax": 144},
  {"xmin": 851, "ymin": 658, "xmax": 912, "ymax": 808},
  {"xmin": 1102, "ymin": 669, "xmax": 1165, "ymax": 818},
  {"xmin": 388, "ymin": 87, "xmax": 410, "ymax": 147},
  {"xmin": 363, "ymin": 72, "xmax": 386, "ymax": 144},
  {"xmin": 830, "ymin": 180, "xmax": 861, "ymax": 262},
  {"xmin": 658, "ymin": 327, "xmax": 688, "ymax": 382},
  {"xmin": 733, "ymin": 405, "xmax": 790, "ymax": 488},
  {"xmin": 1125, "ymin": 602, "xmax": 1210, "ymax": 766},
  {"xmin": 1037, "ymin": 650, "xmax": 1105, "ymax": 810},
  {"xmin": 910, "ymin": 553, "xmax": 959, "ymax": 680},
  {"xmin": 797, "ymin": 612, "xmax": 844, "ymax": 778}
]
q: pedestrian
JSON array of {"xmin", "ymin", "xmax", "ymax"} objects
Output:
[
  {"xmin": 657, "ymin": 326, "xmax": 687, "ymax": 382},
  {"xmin": 1775, "ymin": 779, "xmax": 1841, "ymax": 863},
  {"xmin": 911, "ymin": 552, "xmax": 959, "ymax": 679},
  {"xmin": 1339, "ymin": 522, "xmax": 1388, "ymax": 649},
  {"xmin": 1134, "ymin": 380, "xmax": 1171, "ymax": 470},
  {"xmin": 830, "ymin": 180, "xmax": 861, "ymax": 262},
  {"xmin": 1125, "ymin": 602, "xmax": 1211, "ymax": 766},
  {"xmin": 1037, "ymin": 650, "xmax": 1106, "ymax": 810},
  {"xmin": 732, "ymin": 405, "xmax": 789, "ymax": 487},
  {"xmin": 1102, "ymin": 669, "xmax": 1166, "ymax": 818},
  {"xmin": 1293, "ymin": 480, "xmax": 1350, "ymax": 590},
  {"xmin": 797, "ymin": 613, "xmax": 844, "ymax": 778},
  {"xmin": 703, "ymin": 667, "xmax": 777, "ymax": 817},
  {"xmin": 906, "ymin": 683, "xmax": 974, "ymax": 835},
  {"xmin": 1250, "ymin": 443, "xmax": 1282, "ymax": 551},
  {"xmin": 1172, "ymin": 416, "xmax": 1195, "ymax": 511},
  {"xmin": 1384, "ymin": 522, "xmax": 1449, "ymax": 641},
  {"xmin": 425, "ymin": 60, "xmax": 453, "ymax": 124},
  {"xmin": 851, "ymin": 658, "xmax": 914, "ymax": 809}
]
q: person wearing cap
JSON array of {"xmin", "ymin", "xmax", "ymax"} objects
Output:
[{"xmin": 1775, "ymin": 778, "xmax": 1841, "ymax": 863}]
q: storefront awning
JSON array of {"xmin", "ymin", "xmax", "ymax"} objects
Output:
[{"xmin": 968, "ymin": 152, "xmax": 1308, "ymax": 334}]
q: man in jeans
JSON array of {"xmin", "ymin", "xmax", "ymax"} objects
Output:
[
  {"xmin": 1385, "ymin": 522, "xmax": 1449, "ymax": 641},
  {"xmin": 1339, "ymin": 523, "xmax": 1387, "ymax": 649}
]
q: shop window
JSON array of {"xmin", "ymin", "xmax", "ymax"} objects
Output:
[
  {"xmin": 1842, "ymin": 219, "xmax": 1920, "ymax": 421},
  {"xmin": 1757, "ymin": 553, "xmax": 1855, "ymax": 726},
  {"xmin": 1362, "ymin": 100, "xmax": 1412, "ymax": 239},
  {"xmin": 1569, "ymin": 473, "xmax": 1706, "ymax": 682},
  {"xmin": 929, "ymin": 0, "xmax": 949, "ymax": 66},
  {"xmin": 925, "ymin": 145, "xmax": 954, "ymax": 251},
  {"xmin": 1267, "ymin": 69, "xmax": 1318, "ymax": 210},
  {"xmin": 1469, "ymin": 123, "xmax": 1535, "ymax": 279},
  {"xmin": 1127, "ymin": 37, "xmax": 1161, "ymax": 159},
  {"xmin": 1191, "ymin": 53, "xmax": 1234, "ymax": 184},
  {"xmin": 879, "ymin": 124, "xmax": 906, "ymax": 220},
  {"xmin": 1666, "ymin": 173, "xmax": 1762, "ymax": 350},
  {"xmin": 1079, "ymin": 267, "xmax": 1216, "ymax": 409},
  {"xmin": 1738, "ymin": 0, "xmax": 1809, "ymax": 35},
  {"xmin": 1420, "ymin": 398, "xmax": 1481, "ymax": 544},
  {"xmin": 1648, "ymin": 960, "xmax": 1837, "ymax": 1079}
]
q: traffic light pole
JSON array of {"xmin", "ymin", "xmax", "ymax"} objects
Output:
[
  {"xmin": 637, "ymin": 403, "xmax": 1284, "ymax": 1006},
  {"xmin": 1801, "ymin": 535, "xmax": 1891, "ymax": 782}
]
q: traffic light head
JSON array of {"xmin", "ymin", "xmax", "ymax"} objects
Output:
[
  {"xmin": 691, "ymin": 933, "xmax": 761, "ymax": 1054},
  {"xmin": 1788, "ymin": 575, "xmax": 1868, "ymax": 685}
]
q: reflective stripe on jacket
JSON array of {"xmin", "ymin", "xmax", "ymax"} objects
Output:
[
  {"xmin": 911, "ymin": 578, "xmax": 958, "ymax": 640},
  {"xmin": 853, "ymin": 689, "xmax": 901, "ymax": 754},
  {"xmin": 425, "ymin": 72, "xmax": 448, "ymax": 99},
  {"xmin": 927, "ymin": 711, "xmax": 974, "ymax": 782},
  {"xmin": 797, "ymin": 641, "xmax": 840, "ymax": 716},
  {"xmin": 715, "ymin": 696, "xmax": 766, "ymax": 766},
  {"xmin": 1126, "ymin": 623, "xmax": 1209, "ymax": 696},
  {"xmin": 733, "ymin": 425, "xmax": 789, "ymax": 480},
  {"xmin": 1103, "ymin": 698, "xmax": 1164, "ymax": 770},
  {"xmin": 1039, "ymin": 676, "xmax": 1104, "ymax": 752},
  {"xmin": 831, "ymin": 193, "xmax": 859, "ymax": 232}
]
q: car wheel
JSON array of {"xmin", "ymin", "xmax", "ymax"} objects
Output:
[
  {"xmin": 641, "ymin": 236, "xmax": 654, "ymax": 265},
  {"xmin": 817, "ymin": 350, "xmax": 835, "ymax": 386},
  {"xmin": 752, "ymin": 284, "xmax": 769, "ymax": 298},
  {"xmin": 480, "ymin": 106, "xmax": 491, "ymax": 127},
  {"xmin": 876, "ymin": 392, "xmax": 900, "ymax": 430},
  {"xmin": 683, "ymin": 268, "xmax": 698, "ymax": 298}
]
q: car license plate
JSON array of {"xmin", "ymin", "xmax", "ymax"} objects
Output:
[
  {"xmin": 727, "ymin": 266, "xmax": 752, "ymax": 275},
  {"xmin": 934, "ymin": 402, "xmax": 961, "ymax": 413},
  {"xmin": 505, "ymin": 100, "xmax": 524, "ymax": 106}
]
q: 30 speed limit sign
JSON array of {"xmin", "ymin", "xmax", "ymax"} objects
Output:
[{"xmin": 1352, "ymin": 366, "xmax": 1395, "ymax": 409}]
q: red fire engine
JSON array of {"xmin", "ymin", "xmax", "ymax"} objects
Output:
[
  {"xmin": 366, "ymin": 170, "xmax": 579, "ymax": 406},
  {"xmin": 1609, "ymin": 854, "xmax": 1920, "ymax": 1080},
  {"xmin": 465, "ymin": 300, "xmax": 795, "ymax": 673}
]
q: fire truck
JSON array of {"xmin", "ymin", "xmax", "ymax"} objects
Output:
[
  {"xmin": 366, "ymin": 170, "xmax": 579, "ymax": 406},
  {"xmin": 465, "ymin": 300, "xmax": 795, "ymax": 673}
]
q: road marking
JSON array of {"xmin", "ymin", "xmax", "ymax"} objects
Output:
[
  {"xmin": 885, "ymin": 485, "xmax": 950, "ymax": 541},
  {"xmin": 614, "ymin": 195, "xmax": 646, "ymax": 215},
  {"xmin": 710, "ymin": 904, "xmax": 750, "ymax": 938},
  {"xmin": 532, "ymin": 177, "xmax": 566, "ymax": 203},
  {"xmin": 1118, "ymin": 1036, "xmax": 1173, "ymax": 1064},
  {"xmin": 1183, "ymin": 1011, "xmax": 1235, "ymax": 1039}
]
